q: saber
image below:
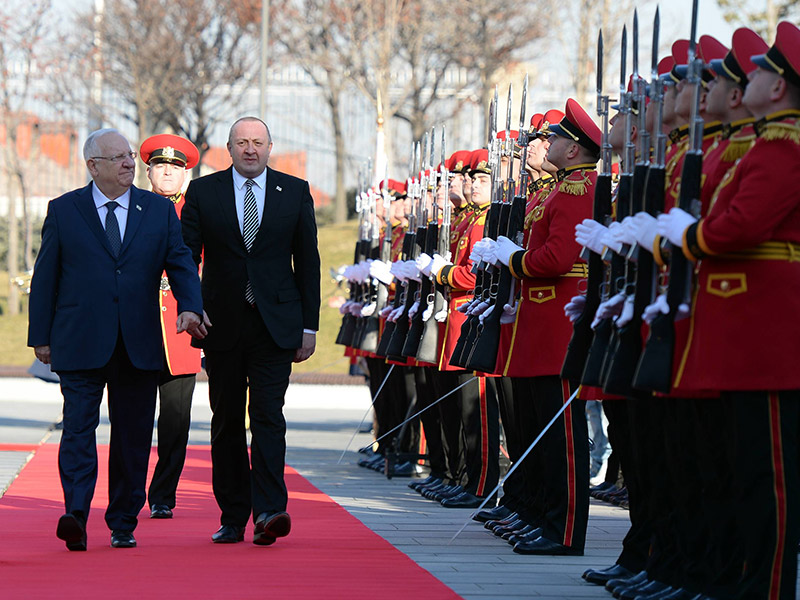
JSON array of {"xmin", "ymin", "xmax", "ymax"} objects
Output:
[
  {"xmin": 449, "ymin": 386, "xmax": 581, "ymax": 544},
  {"xmin": 357, "ymin": 375, "xmax": 478, "ymax": 453},
  {"xmin": 337, "ymin": 364, "xmax": 396, "ymax": 464}
]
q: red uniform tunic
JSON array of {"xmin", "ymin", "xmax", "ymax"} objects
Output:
[
  {"xmin": 160, "ymin": 195, "xmax": 201, "ymax": 375},
  {"xmin": 502, "ymin": 165, "xmax": 596, "ymax": 377},
  {"xmin": 676, "ymin": 111, "xmax": 800, "ymax": 390},
  {"xmin": 436, "ymin": 203, "xmax": 485, "ymax": 371}
]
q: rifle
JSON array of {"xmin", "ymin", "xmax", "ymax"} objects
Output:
[
  {"xmin": 634, "ymin": 0, "xmax": 702, "ymax": 394},
  {"xmin": 385, "ymin": 140, "xmax": 424, "ymax": 360},
  {"xmin": 561, "ymin": 31, "xmax": 613, "ymax": 381},
  {"xmin": 466, "ymin": 76, "xmax": 529, "ymax": 373},
  {"xmin": 357, "ymin": 186, "xmax": 384, "ymax": 354},
  {"xmin": 450, "ymin": 86, "xmax": 504, "ymax": 368},
  {"xmin": 416, "ymin": 126, "xmax": 449, "ymax": 364},
  {"xmin": 603, "ymin": 9, "xmax": 660, "ymax": 394},
  {"xmin": 403, "ymin": 129, "xmax": 438, "ymax": 358},
  {"xmin": 581, "ymin": 25, "xmax": 631, "ymax": 387}
]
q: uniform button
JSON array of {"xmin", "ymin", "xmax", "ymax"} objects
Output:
[
  {"xmin": 162, "ymin": 291, "xmax": 168, "ymax": 296},
  {"xmin": 720, "ymin": 280, "xmax": 730, "ymax": 291},
  {"xmin": 537, "ymin": 292, "xmax": 543, "ymax": 299},
  {"xmin": 116, "ymin": 269, "xmax": 121, "ymax": 275},
  {"xmin": 161, "ymin": 306, "xmax": 167, "ymax": 312}
]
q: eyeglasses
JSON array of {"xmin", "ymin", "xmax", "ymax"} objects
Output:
[{"xmin": 91, "ymin": 151, "xmax": 137, "ymax": 163}]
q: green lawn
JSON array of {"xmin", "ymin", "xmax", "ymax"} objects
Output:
[{"xmin": 0, "ymin": 220, "xmax": 359, "ymax": 373}]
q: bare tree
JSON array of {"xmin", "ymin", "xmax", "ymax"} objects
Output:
[
  {"xmin": 0, "ymin": 0, "xmax": 51, "ymax": 315},
  {"xmin": 717, "ymin": 0, "xmax": 798, "ymax": 42},
  {"xmin": 272, "ymin": 0, "xmax": 353, "ymax": 223}
]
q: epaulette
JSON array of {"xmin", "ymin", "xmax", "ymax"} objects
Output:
[
  {"xmin": 703, "ymin": 121, "xmax": 724, "ymax": 140},
  {"xmin": 555, "ymin": 164, "xmax": 596, "ymax": 196},
  {"xmin": 754, "ymin": 110, "xmax": 800, "ymax": 144},
  {"xmin": 668, "ymin": 125, "xmax": 690, "ymax": 144},
  {"xmin": 720, "ymin": 119, "xmax": 757, "ymax": 163}
]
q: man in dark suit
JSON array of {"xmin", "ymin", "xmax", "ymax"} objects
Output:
[
  {"xmin": 181, "ymin": 116, "xmax": 320, "ymax": 545},
  {"xmin": 28, "ymin": 128, "xmax": 205, "ymax": 551}
]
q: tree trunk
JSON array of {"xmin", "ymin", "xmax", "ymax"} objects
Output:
[{"xmin": 329, "ymin": 88, "xmax": 348, "ymax": 224}]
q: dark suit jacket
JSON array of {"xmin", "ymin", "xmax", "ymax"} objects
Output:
[
  {"xmin": 181, "ymin": 166, "xmax": 320, "ymax": 351},
  {"xmin": 27, "ymin": 183, "xmax": 203, "ymax": 371}
]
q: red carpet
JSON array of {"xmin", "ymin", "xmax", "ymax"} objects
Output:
[{"xmin": 0, "ymin": 444, "xmax": 461, "ymax": 600}]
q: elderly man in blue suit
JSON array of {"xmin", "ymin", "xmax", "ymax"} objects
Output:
[{"xmin": 28, "ymin": 128, "xmax": 206, "ymax": 551}]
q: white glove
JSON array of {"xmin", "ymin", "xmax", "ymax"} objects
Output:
[
  {"xmin": 575, "ymin": 219, "xmax": 609, "ymax": 254},
  {"xmin": 388, "ymin": 305, "xmax": 405, "ymax": 322},
  {"xmin": 642, "ymin": 293, "xmax": 690, "ymax": 324},
  {"xmin": 342, "ymin": 265, "xmax": 356, "ymax": 281},
  {"xmin": 600, "ymin": 223, "xmax": 623, "ymax": 254},
  {"xmin": 339, "ymin": 300, "xmax": 353, "ymax": 315},
  {"xmin": 613, "ymin": 216, "xmax": 638, "ymax": 246},
  {"xmin": 478, "ymin": 303, "xmax": 494, "ymax": 324},
  {"xmin": 591, "ymin": 292, "xmax": 626, "ymax": 329},
  {"xmin": 390, "ymin": 260, "xmax": 407, "ymax": 282},
  {"xmin": 458, "ymin": 298, "xmax": 479, "ymax": 313},
  {"xmin": 415, "ymin": 253, "xmax": 434, "ymax": 277},
  {"xmin": 353, "ymin": 260, "xmax": 370, "ymax": 283},
  {"xmin": 429, "ymin": 253, "xmax": 452, "ymax": 278},
  {"xmin": 495, "ymin": 235, "xmax": 524, "ymax": 266},
  {"xmin": 370, "ymin": 259, "xmax": 394, "ymax": 285},
  {"xmin": 470, "ymin": 238, "xmax": 497, "ymax": 265},
  {"xmin": 657, "ymin": 207, "xmax": 697, "ymax": 247},
  {"xmin": 564, "ymin": 295, "xmax": 586, "ymax": 323},
  {"xmin": 380, "ymin": 304, "xmax": 394, "ymax": 319},
  {"xmin": 632, "ymin": 212, "xmax": 659, "ymax": 253},
  {"xmin": 360, "ymin": 302, "xmax": 376, "ymax": 317},
  {"xmin": 402, "ymin": 260, "xmax": 422, "ymax": 282},
  {"xmin": 500, "ymin": 303, "xmax": 517, "ymax": 324},
  {"xmin": 408, "ymin": 300, "xmax": 420, "ymax": 319},
  {"xmin": 615, "ymin": 294, "xmax": 636, "ymax": 327},
  {"xmin": 348, "ymin": 302, "xmax": 363, "ymax": 316},
  {"xmin": 468, "ymin": 300, "xmax": 490, "ymax": 316}
]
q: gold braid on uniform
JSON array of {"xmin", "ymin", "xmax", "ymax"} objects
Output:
[
  {"xmin": 168, "ymin": 193, "xmax": 182, "ymax": 204},
  {"xmin": 668, "ymin": 124, "xmax": 690, "ymax": 144},
  {"xmin": 555, "ymin": 163, "xmax": 596, "ymax": 196},
  {"xmin": 721, "ymin": 118, "xmax": 757, "ymax": 163}
]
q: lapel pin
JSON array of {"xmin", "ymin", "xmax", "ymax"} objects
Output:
[
  {"xmin": 276, "ymin": 186, "xmax": 282, "ymax": 192},
  {"xmin": 136, "ymin": 204, "xmax": 142, "ymax": 211}
]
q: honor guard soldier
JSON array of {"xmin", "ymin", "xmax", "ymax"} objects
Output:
[
  {"xmin": 139, "ymin": 134, "xmax": 202, "ymax": 519},
  {"xmin": 658, "ymin": 22, "xmax": 800, "ymax": 599}
]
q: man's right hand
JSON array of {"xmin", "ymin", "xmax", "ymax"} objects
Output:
[{"xmin": 34, "ymin": 345, "xmax": 51, "ymax": 365}]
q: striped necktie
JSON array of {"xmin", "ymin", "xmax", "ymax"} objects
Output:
[{"xmin": 243, "ymin": 179, "xmax": 258, "ymax": 304}]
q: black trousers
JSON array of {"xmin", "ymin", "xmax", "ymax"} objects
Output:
[
  {"xmin": 415, "ymin": 366, "xmax": 447, "ymax": 479},
  {"xmin": 204, "ymin": 307, "xmax": 294, "ymax": 527},
  {"xmin": 514, "ymin": 376, "xmax": 589, "ymax": 550},
  {"xmin": 496, "ymin": 375, "xmax": 526, "ymax": 511},
  {"xmin": 433, "ymin": 370, "xmax": 466, "ymax": 484},
  {"xmin": 148, "ymin": 371, "xmax": 195, "ymax": 509},
  {"xmin": 366, "ymin": 359, "xmax": 415, "ymax": 455},
  {"xmin": 57, "ymin": 335, "xmax": 159, "ymax": 532}
]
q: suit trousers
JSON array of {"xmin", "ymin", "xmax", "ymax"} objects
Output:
[
  {"xmin": 57, "ymin": 334, "xmax": 159, "ymax": 532},
  {"xmin": 204, "ymin": 306, "xmax": 294, "ymax": 527},
  {"xmin": 148, "ymin": 371, "xmax": 195, "ymax": 509},
  {"xmin": 415, "ymin": 366, "xmax": 447, "ymax": 479}
]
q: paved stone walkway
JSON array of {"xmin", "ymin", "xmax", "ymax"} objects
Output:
[{"xmin": 2, "ymin": 377, "xmax": 793, "ymax": 598}]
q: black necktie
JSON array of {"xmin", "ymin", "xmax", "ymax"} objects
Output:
[
  {"xmin": 242, "ymin": 180, "xmax": 258, "ymax": 304},
  {"xmin": 105, "ymin": 201, "xmax": 122, "ymax": 257}
]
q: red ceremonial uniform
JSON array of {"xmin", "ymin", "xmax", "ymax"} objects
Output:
[{"xmin": 503, "ymin": 165, "xmax": 596, "ymax": 377}]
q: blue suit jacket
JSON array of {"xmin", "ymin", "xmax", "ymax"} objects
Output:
[{"xmin": 28, "ymin": 183, "xmax": 203, "ymax": 371}]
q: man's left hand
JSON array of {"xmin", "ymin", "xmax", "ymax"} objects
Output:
[
  {"xmin": 177, "ymin": 310, "xmax": 210, "ymax": 339},
  {"xmin": 495, "ymin": 236, "xmax": 523, "ymax": 266},
  {"xmin": 294, "ymin": 332, "xmax": 316, "ymax": 363},
  {"xmin": 657, "ymin": 207, "xmax": 697, "ymax": 247}
]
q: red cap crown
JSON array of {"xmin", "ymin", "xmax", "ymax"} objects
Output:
[
  {"xmin": 550, "ymin": 98, "xmax": 601, "ymax": 154},
  {"xmin": 447, "ymin": 150, "xmax": 471, "ymax": 173},
  {"xmin": 529, "ymin": 113, "xmax": 544, "ymax": 131},
  {"xmin": 538, "ymin": 109, "xmax": 566, "ymax": 136},
  {"xmin": 469, "ymin": 148, "xmax": 491, "ymax": 175},
  {"xmin": 139, "ymin": 134, "xmax": 199, "ymax": 169},
  {"xmin": 752, "ymin": 21, "xmax": 800, "ymax": 88},
  {"xmin": 495, "ymin": 130, "xmax": 520, "ymax": 141}
]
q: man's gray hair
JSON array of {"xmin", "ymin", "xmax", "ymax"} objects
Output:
[
  {"xmin": 83, "ymin": 128, "xmax": 125, "ymax": 161},
  {"xmin": 228, "ymin": 117, "xmax": 272, "ymax": 145}
]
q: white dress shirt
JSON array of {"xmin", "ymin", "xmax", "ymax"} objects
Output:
[{"xmin": 92, "ymin": 183, "xmax": 131, "ymax": 241}]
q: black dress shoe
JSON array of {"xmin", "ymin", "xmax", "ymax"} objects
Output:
[
  {"xmin": 502, "ymin": 522, "xmax": 535, "ymax": 541},
  {"xmin": 513, "ymin": 536, "xmax": 583, "ymax": 556},
  {"xmin": 492, "ymin": 517, "xmax": 527, "ymax": 536},
  {"xmin": 429, "ymin": 485, "xmax": 464, "ymax": 502},
  {"xmin": 388, "ymin": 461, "xmax": 415, "ymax": 477},
  {"xmin": 508, "ymin": 526, "xmax": 543, "ymax": 544},
  {"xmin": 110, "ymin": 530, "xmax": 136, "ymax": 548},
  {"xmin": 618, "ymin": 579, "xmax": 669, "ymax": 600},
  {"xmin": 472, "ymin": 504, "xmax": 510, "ymax": 523},
  {"xmin": 253, "ymin": 511, "xmax": 291, "ymax": 546},
  {"xmin": 607, "ymin": 570, "xmax": 648, "ymax": 594},
  {"xmin": 440, "ymin": 491, "xmax": 485, "ymax": 508},
  {"xmin": 56, "ymin": 513, "xmax": 87, "ymax": 551},
  {"xmin": 212, "ymin": 524, "xmax": 245, "ymax": 543},
  {"xmin": 589, "ymin": 481, "xmax": 616, "ymax": 497},
  {"xmin": 485, "ymin": 512, "xmax": 519, "ymax": 530},
  {"xmin": 150, "ymin": 504, "xmax": 173, "ymax": 519},
  {"xmin": 409, "ymin": 475, "xmax": 437, "ymax": 491},
  {"xmin": 583, "ymin": 563, "xmax": 635, "ymax": 585}
]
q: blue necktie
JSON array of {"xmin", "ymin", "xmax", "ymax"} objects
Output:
[{"xmin": 105, "ymin": 201, "xmax": 122, "ymax": 257}]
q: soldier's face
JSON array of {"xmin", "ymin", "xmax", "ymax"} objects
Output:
[
  {"xmin": 743, "ymin": 67, "xmax": 781, "ymax": 119},
  {"xmin": 462, "ymin": 172, "xmax": 472, "ymax": 200},
  {"xmin": 147, "ymin": 162, "xmax": 186, "ymax": 197},
  {"xmin": 608, "ymin": 112, "xmax": 624, "ymax": 154},
  {"xmin": 449, "ymin": 172, "xmax": 466, "ymax": 205},
  {"xmin": 544, "ymin": 135, "xmax": 571, "ymax": 170},
  {"xmin": 662, "ymin": 84, "xmax": 679, "ymax": 128},
  {"xmin": 470, "ymin": 173, "xmax": 492, "ymax": 206},
  {"xmin": 228, "ymin": 120, "xmax": 272, "ymax": 178}
]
